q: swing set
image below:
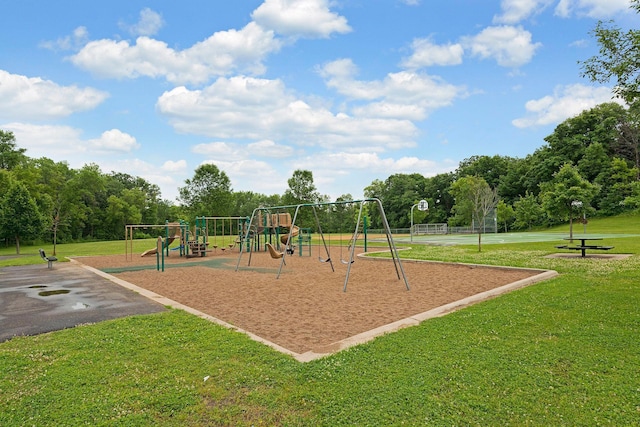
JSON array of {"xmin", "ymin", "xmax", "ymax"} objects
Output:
[{"xmin": 236, "ymin": 198, "xmax": 409, "ymax": 292}]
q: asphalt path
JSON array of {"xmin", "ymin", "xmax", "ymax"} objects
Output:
[{"xmin": 0, "ymin": 260, "xmax": 166, "ymax": 342}]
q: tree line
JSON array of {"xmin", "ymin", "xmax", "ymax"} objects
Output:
[
  {"xmin": 367, "ymin": 101, "xmax": 640, "ymax": 233},
  {"xmin": 4, "ymin": 2, "xmax": 640, "ymax": 252},
  {"xmin": 0, "ymin": 134, "xmax": 362, "ymax": 253},
  {"xmin": 2, "ymin": 99, "xmax": 640, "ymax": 253}
]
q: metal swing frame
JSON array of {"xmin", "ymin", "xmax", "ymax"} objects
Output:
[{"xmin": 235, "ymin": 198, "xmax": 409, "ymax": 292}]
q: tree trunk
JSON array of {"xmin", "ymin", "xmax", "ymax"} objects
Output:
[
  {"xmin": 569, "ymin": 215, "xmax": 574, "ymax": 242},
  {"xmin": 14, "ymin": 234, "xmax": 20, "ymax": 255},
  {"xmin": 53, "ymin": 225, "xmax": 58, "ymax": 256},
  {"xmin": 478, "ymin": 231, "xmax": 482, "ymax": 252}
]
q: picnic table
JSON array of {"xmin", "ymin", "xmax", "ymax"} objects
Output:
[{"xmin": 555, "ymin": 237, "xmax": 614, "ymax": 257}]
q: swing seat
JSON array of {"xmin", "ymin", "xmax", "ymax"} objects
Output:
[{"xmin": 266, "ymin": 243, "xmax": 286, "ymax": 265}]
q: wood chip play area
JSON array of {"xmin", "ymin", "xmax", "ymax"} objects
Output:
[{"xmin": 75, "ymin": 247, "xmax": 555, "ymax": 361}]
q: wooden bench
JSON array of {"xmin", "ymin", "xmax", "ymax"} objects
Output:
[{"xmin": 39, "ymin": 249, "xmax": 58, "ymax": 269}]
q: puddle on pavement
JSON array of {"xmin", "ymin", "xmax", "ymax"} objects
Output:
[
  {"xmin": 38, "ymin": 289, "xmax": 70, "ymax": 296},
  {"xmin": 72, "ymin": 302, "xmax": 89, "ymax": 309}
]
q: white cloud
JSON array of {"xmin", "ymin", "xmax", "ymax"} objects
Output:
[
  {"xmin": 494, "ymin": 0, "xmax": 633, "ymax": 23},
  {"xmin": 2, "ymin": 123, "xmax": 85, "ymax": 157},
  {"xmin": 121, "ymin": 8, "xmax": 164, "ymax": 36},
  {"xmin": 2, "ymin": 122, "xmax": 184, "ymax": 201},
  {"xmin": 292, "ymin": 152, "xmax": 457, "ymax": 199},
  {"xmin": 251, "ymin": 0, "xmax": 352, "ymax": 38},
  {"xmin": 156, "ymin": 75, "xmax": 419, "ymax": 151},
  {"xmin": 40, "ymin": 26, "xmax": 90, "ymax": 51},
  {"xmin": 555, "ymin": 0, "xmax": 633, "ymax": 18},
  {"xmin": 319, "ymin": 59, "xmax": 467, "ymax": 120},
  {"xmin": 70, "ymin": 22, "xmax": 281, "ymax": 84},
  {"xmin": 2, "ymin": 123, "xmax": 140, "ymax": 157},
  {"xmin": 461, "ymin": 25, "xmax": 541, "ymax": 68},
  {"xmin": 193, "ymin": 138, "xmax": 297, "ymax": 162},
  {"xmin": 295, "ymin": 152, "xmax": 440, "ymax": 173},
  {"xmin": 192, "ymin": 141, "xmax": 247, "ymax": 161},
  {"xmin": 401, "ymin": 38, "xmax": 464, "ymax": 69},
  {"xmin": 67, "ymin": 1, "xmax": 352, "ymax": 85},
  {"xmin": 512, "ymin": 84, "xmax": 623, "ymax": 128},
  {"xmin": 204, "ymin": 158, "xmax": 285, "ymax": 195},
  {"xmin": 248, "ymin": 139, "xmax": 296, "ymax": 158},
  {"xmin": 101, "ymin": 158, "xmax": 183, "ymax": 200},
  {"xmin": 87, "ymin": 129, "xmax": 140, "ymax": 153},
  {"xmin": 493, "ymin": 0, "xmax": 554, "ymax": 24},
  {"xmin": 0, "ymin": 70, "xmax": 108, "ymax": 121},
  {"xmin": 162, "ymin": 159, "xmax": 187, "ymax": 173}
]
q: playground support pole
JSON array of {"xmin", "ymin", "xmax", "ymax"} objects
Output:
[
  {"xmin": 165, "ymin": 220, "xmax": 170, "ymax": 258},
  {"xmin": 156, "ymin": 236, "xmax": 165, "ymax": 272},
  {"xmin": 376, "ymin": 198, "xmax": 409, "ymax": 290},
  {"xmin": 343, "ymin": 202, "xmax": 365, "ymax": 292},
  {"xmin": 411, "ymin": 203, "xmax": 417, "ymax": 243},
  {"xmin": 364, "ymin": 216, "xmax": 368, "ymax": 253}
]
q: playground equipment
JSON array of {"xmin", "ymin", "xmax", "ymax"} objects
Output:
[
  {"xmin": 245, "ymin": 210, "xmax": 300, "ymax": 253},
  {"xmin": 266, "ymin": 242, "xmax": 286, "ymax": 264},
  {"xmin": 236, "ymin": 198, "xmax": 408, "ymax": 292},
  {"xmin": 297, "ymin": 227, "xmax": 312, "ymax": 256},
  {"xmin": 189, "ymin": 216, "xmax": 249, "ymax": 255},
  {"xmin": 126, "ymin": 216, "xmax": 254, "ymax": 262},
  {"xmin": 125, "ymin": 221, "xmax": 184, "ymax": 260}
]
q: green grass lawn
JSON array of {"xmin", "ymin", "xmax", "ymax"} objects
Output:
[{"xmin": 1, "ymin": 216, "xmax": 640, "ymax": 425}]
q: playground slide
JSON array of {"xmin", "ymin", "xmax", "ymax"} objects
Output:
[
  {"xmin": 280, "ymin": 225, "xmax": 299, "ymax": 245},
  {"xmin": 141, "ymin": 236, "xmax": 177, "ymax": 257}
]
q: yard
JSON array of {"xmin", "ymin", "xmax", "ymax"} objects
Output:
[{"xmin": 1, "ymin": 216, "xmax": 639, "ymax": 425}]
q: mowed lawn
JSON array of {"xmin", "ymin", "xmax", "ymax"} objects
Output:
[{"xmin": 1, "ymin": 215, "xmax": 639, "ymax": 425}]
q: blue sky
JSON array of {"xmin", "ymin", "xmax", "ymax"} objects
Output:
[{"xmin": 1, "ymin": 0, "xmax": 638, "ymax": 203}]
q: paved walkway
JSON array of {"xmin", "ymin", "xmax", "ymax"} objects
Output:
[{"xmin": 0, "ymin": 261, "xmax": 166, "ymax": 342}]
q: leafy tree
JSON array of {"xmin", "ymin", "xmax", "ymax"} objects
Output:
[
  {"xmin": 580, "ymin": 0, "xmax": 640, "ymax": 103},
  {"xmin": 598, "ymin": 157, "xmax": 640, "ymax": 214},
  {"xmin": 232, "ymin": 191, "xmax": 281, "ymax": 217},
  {"xmin": 513, "ymin": 192, "xmax": 545, "ymax": 230},
  {"xmin": 376, "ymin": 173, "xmax": 427, "ymax": 228},
  {"xmin": 496, "ymin": 200, "xmax": 515, "ymax": 232},
  {"xmin": 105, "ymin": 193, "xmax": 143, "ymax": 238},
  {"xmin": 544, "ymin": 103, "xmax": 624, "ymax": 166},
  {"xmin": 31, "ymin": 158, "xmax": 74, "ymax": 253},
  {"xmin": 363, "ymin": 179, "xmax": 385, "ymax": 228},
  {"xmin": 577, "ymin": 142, "xmax": 610, "ymax": 182},
  {"xmin": 64, "ymin": 164, "xmax": 107, "ymax": 239},
  {"xmin": 520, "ymin": 147, "xmax": 566, "ymax": 197},
  {"xmin": 497, "ymin": 157, "xmax": 532, "ymax": 204},
  {"xmin": 0, "ymin": 130, "xmax": 27, "ymax": 171},
  {"xmin": 332, "ymin": 194, "xmax": 357, "ymax": 234},
  {"xmin": 422, "ymin": 172, "xmax": 455, "ymax": 223},
  {"xmin": 449, "ymin": 176, "xmax": 482, "ymax": 226},
  {"xmin": 613, "ymin": 101, "xmax": 640, "ymax": 175},
  {"xmin": 449, "ymin": 176, "xmax": 499, "ymax": 251},
  {"xmin": 282, "ymin": 170, "xmax": 320, "ymax": 229},
  {"xmin": 108, "ymin": 172, "xmax": 162, "ymax": 225},
  {"xmin": 282, "ymin": 169, "xmax": 319, "ymax": 205},
  {"xmin": 540, "ymin": 163, "xmax": 599, "ymax": 240},
  {"xmin": 623, "ymin": 181, "xmax": 640, "ymax": 209},
  {"xmin": 456, "ymin": 155, "xmax": 514, "ymax": 189},
  {"xmin": 178, "ymin": 164, "xmax": 233, "ymax": 217},
  {"xmin": 0, "ymin": 181, "xmax": 44, "ymax": 253}
]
